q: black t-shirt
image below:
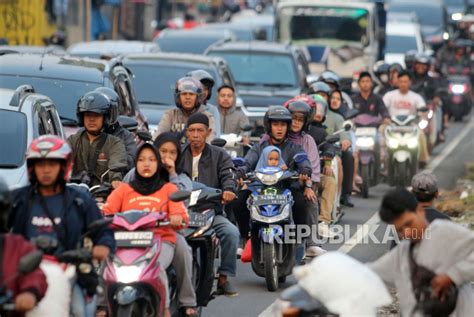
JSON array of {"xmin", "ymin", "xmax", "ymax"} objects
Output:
[
  {"xmin": 351, "ymin": 93, "xmax": 390, "ymax": 119},
  {"xmin": 424, "ymin": 207, "xmax": 451, "ymax": 223}
]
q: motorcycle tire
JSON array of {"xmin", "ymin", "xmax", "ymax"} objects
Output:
[
  {"xmin": 263, "ymin": 243, "xmax": 278, "ymax": 292},
  {"xmin": 394, "ymin": 162, "xmax": 407, "ymax": 187},
  {"xmin": 360, "ymin": 164, "xmax": 370, "ymax": 199},
  {"xmin": 116, "ymin": 302, "xmax": 142, "ymax": 317}
]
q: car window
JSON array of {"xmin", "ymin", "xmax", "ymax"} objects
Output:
[
  {"xmin": 37, "ymin": 105, "xmax": 58, "ymax": 136},
  {"xmin": 385, "ymin": 34, "xmax": 418, "ymax": 54},
  {"xmin": 0, "ymin": 109, "xmax": 27, "ymax": 168}
]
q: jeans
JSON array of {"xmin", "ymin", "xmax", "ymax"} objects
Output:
[
  {"xmin": 213, "ymin": 215, "xmax": 240, "ymax": 277},
  {"xmin": 70, "ymin": 284, "xmax": 97, "ymax": 317}
]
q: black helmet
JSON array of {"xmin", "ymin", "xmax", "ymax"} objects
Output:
[
  {"xmin": 286, "ymin": 100, "xmax": 312, "ymax": 132},
  {"xmin": 309, "ymin": 81, "xmax": 331, "ymax": 97},
  {"xmin": 414, "ymin": 53, "xmax": 431, "ymax": 65},
  {"xmin": 0, "ymin": 178, "xmax": 11, "ymax": 232},
  {"xmin": 389, "ymin": 63, "xmax": 403, "ymax": 74},
  {"xmin": 174, "ymin": 77, "xmax": 203, "ymax": 111},
  {"xmin": 186, "ymin": 69, "xmax": 215, "ymax": 101},
  {"xmin": 263, "ymin": 106, "xmax": 292, "ymax": 136},
  {"xmin": 319, "ymin": 70, "xmax": 340, "ymax": 89},
  {"xmin": 94, "ymin": 87, "xmax": 119, "ymax": 125},
  {"xmin": 76, "ymin": 91, "xmax": 115, "ymax": 129},
  {"xmin": 404, "ymin": 50, "xmax": 418, "ymax": 69}
]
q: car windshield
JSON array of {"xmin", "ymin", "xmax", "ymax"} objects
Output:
[
  {"xmin": 126, "ymin": 64, "xmax": 220, "ymax": 105},
  {"xmin": 390, "ymin": 4, "xmax": 442, "ymax": 27},
  {"xmin": 0, "ymin": 75, "xmax": 101, "ymax": 120},
  {"xmin": 443, "ymin": 0, "xmax": 464, "ymax": 5},
  {"xmin": 156, "ymin": 37, "xmax": 223, "ymax": 54},
  {"xmin": 385, "ymin": 35, "xmax": 418, "ymax": 54},
  {"xmin": 278, "ymin": 6, "xmax": 369, "ymax": 47},
  {"xmin": 0, "ymin": 110, "xmax": 27, "ymax": 168},
  {"xmin": 208, "ymin": 52, "xmax": 298, "ymax": 87}
]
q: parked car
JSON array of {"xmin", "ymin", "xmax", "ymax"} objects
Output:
[
  {"xmin": 0, "ymin": 45, "xmax": 66, "ymax": 55},
  {"xmin": 121, "ymin": 52, "xmax": 237, "ymax": 131},
  {"xmin": 388, "ymin": 0, "xmax": 449, "ymax": 49},
  {"xmin": 0, "ymin": 85, "xmax": 64, "ymax": 188},
  {"xmin": 385, "ymin": 21, "xmax": 425, "ymax": 66},
  {"xmin": 154, "ymin": 29, "xmax": 236, "ymax": 54},
  {"xmin": 205, "ymin": 41, "xmax": 310, "ymax": 133},
  {"xmin": 67, "ymin": 40, "xmax": 160, "ymax": 59},
  {"xmin": 0, "ymin": 52, "xmax": 147, "ymax": 136}
]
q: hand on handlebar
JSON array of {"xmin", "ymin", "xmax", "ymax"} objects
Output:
[
  {"xmin": 222, "ymin": 191, "xmax": 236, "ymax": 204},
  {"xmin": 92, "ymin": 245, "xmax": 110, "ymax": 261},
  {"xmin": 170, "ymin": 215, "xmax": 184, "ymax": 229},
  {"xmin": 111, "ymin": 180, "xmax": 122, "ymax": 189},
  {"xmin": 14, "ymin": 292, "xmax": 37, "ymax": 312},
  {"xmin": 341, "ymin": 140, "xmax": 351, "ymax": 152}
]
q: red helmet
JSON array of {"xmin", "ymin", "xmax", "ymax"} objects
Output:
[{"xmin": 26, "ymin": 135, "xmax": 73, "ymax": 182}]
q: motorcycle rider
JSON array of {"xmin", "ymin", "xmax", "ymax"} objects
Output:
[
  {"xmin": 352, "ymin": 72, "xmax": 391, "ymax": 122},
  {"xmin": 186, "ymin": 69, "xmax": 222, "ymax": 137},
  {"xmin": 8, "ymin": 135, "xmax": 114, "ymax": 317},
  {"xmin": 382, "ymin": 71, "xmax": 430, "ymax": 167},
  {"xmin": 318, "ymin": 70, "xmax": 352, "ymax": 108},
  {"xmin": 404, "ymin": 50, "xmax": 418, "ymax": 73},
  {"xmin": 95, "ymin": 87, "xmax": 137, "ymax": 169},
  {"xmin": 217, "ymin": 84, "xmax": 250, "ymax": 144},
  {"xmin": 67, "ymin": 91, "xmax": 128, "ymax": 188},
  {"xmin": 178, "ymin": 112, "xmax": 240, "ymax": 297},
  {"xmin": 373, "ymin": 61, "xmax": 391, "ymax": 96},
  {"xmin": 0, "ymin": 178, "xmax": 48, "ymax": 317},
  {"xmin": 369, "ymin": 188, "xmax": 474, "ymax": 317},
  {"xmin": 233, "ymin": 106, "xmax": 313, "ymax": 246},
  {"xmin": 154, "ymin": 77, "xmax": 217, "ymax": 142}
]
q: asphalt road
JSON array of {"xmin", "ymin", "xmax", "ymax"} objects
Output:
[{"xmin": 203, "ymin": 115, "xmax": 474, "ymax": 317}]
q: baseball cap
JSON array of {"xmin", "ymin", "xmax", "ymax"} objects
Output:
[{"xmin": 411, "ymin": 172, "xmax": 438, "ymax": 195}]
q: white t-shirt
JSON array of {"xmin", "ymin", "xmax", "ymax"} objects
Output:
[
  {"xmin": 192, "ymin": 153, "xmax": 202, "ymax": 181},
  {"xmin": 382, "ymin": 89, "xmax": 426, "ymax": 117}
]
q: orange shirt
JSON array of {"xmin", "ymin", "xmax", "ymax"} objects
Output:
[{"xmin": 102, "ymin": 182, "xmax": 189, "ymax": 244}]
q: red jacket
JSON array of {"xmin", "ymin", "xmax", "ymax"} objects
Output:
[{"xmin": 1, "ymin": 233, "xmax": 48, "ymax": 317}]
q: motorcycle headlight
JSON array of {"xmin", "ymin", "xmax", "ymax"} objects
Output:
[
  {"xmin": 427, "ymin": 110, "xmax": 434, "ymax": 120},
  {"xmin": 451, "ymin": 84, "xmax": 466, "ymax": 94},
  {"xmin": 356, "ymin": 137, "xmax": 375, "ymax": 149},
  {"xmin": 407, "ymin": 138, "xmax": 418, "ymax": 149},
  {"xmin": 78, "ymin": 263, "xmax": 93, "ymax": 274},
  {"xmin": 115, "ymin": 264, "xmax": 144, "ymax": 284},
  {"xmin": 418, "ymin": 119, "xmax": 429, "ymax": 130},
  {"xmin": 256, "ymin": 171, "xmax": 284, "ymax": 186},
  {"xmin": 387, "ymin": 138, "xmax": 399, "ymax": 149},
  {"xmin": 451, "ymin": 13, "xmax": 463, "ymax": 21}
]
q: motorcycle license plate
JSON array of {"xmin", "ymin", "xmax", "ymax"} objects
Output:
[
  {"xmin": 254, "ymin": 194, "xmax": 287, "ymax": 205},
  {"xmin": 114, "ymin": 231, "xmax": 154, "ymax": 248},
  {"xmin": 189, "ymin": 212, "xmax": 208, "ymax": 228},
  {"xmin": 355, "ymin": 127, "xmax": 377, "ymax": 136}
]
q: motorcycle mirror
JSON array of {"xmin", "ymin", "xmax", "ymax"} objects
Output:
[
  {"xmin": 232, "ymin": 157, "xmax": 246, "ymax": 168},
  {"xmin": 344, "ymin": 109, "xmax": 360, "ymax": 120},
  {"xmin": 18, "ymin": 250, "xmax": 43, "ymax": 275},
  {"xmin": 118, "ymin": 115, "xmax": 138, "ymax": 132},
  {"xmin": 169, "ymin": 190, "xmax": 191, "ymax": 202},
  {"xmin": 343, "ymin": 121, "xmax": 353, "ymax": 131},
  {"xmin": 293, "ymin": 152, "xmax": 309, "ymax": 164},
  {"xmin": 241, "ymin": 124, "xmax": 253, "ymax": 132},
  {"xmin": 211, "ymin": 138, "xmax": 227, "ymax": 148},
  {"xmin": 137, "ymin": 130, "xmax": 153, "ymax": 142},
  {"xmin": 326, "ymin": 135, "xmax": 340, "ymax": 144}
]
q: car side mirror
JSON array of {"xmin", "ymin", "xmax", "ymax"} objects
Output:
[{"xmin": 18, "ymin": 250, "xmax": 43, "ymax": 275}]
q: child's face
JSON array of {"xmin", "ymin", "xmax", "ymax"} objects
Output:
[{"xmin": 267, "ymin": 151, "xmax": 280, "ymax": 167}]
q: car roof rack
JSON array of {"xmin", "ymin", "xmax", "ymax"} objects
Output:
[{"xmin": 9, "ymin": 84, "xmax": 35, "ymax": 107}]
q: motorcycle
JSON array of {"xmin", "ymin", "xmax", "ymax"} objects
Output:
[
  {"xmin": 446, "ymin": 72, "xmax": 472, "ymax": 121},
  {"xmin": 0, "ymin": 250, "xmax": 43, "ymax": 317},
  {"xmin": 353, "ymin": 114, "xmax": 382, "ymax": 199},
  {"xmin": 237, "ymin": 153, "xmax": 307, "ymax": 292},
  {"xmin": 385, "ymin": 115, "xmax": 420, "ymax": 187},
  {"xmin": 417, "ymin": 105, "xmax": 438, "ymax": 153},
  {"xmin": 70, "ymin": 169, "xmax": 114, "ymax": 208},
  {"xmin": 102, "ymin": 191, "xmax": 190, "ymax": 317}
]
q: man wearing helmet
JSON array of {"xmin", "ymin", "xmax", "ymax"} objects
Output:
[
  {"xmin": 95, "ymin": 87, "xmax": 137, "ymax": 169},
  {"xmin": 67, "ymin": 91, "xmax": 128, "ymax": 188},
  {"xmin": 154, "ymin": 77, "xmax": 217, "ymax": 142},
  {"xmin": 0, "ymin": 177, "xmax": 48, "ymax": 316},
  {"xmin": 186, "ymin": 69, "xmax": 222, "ymax": 137},
  {"xmin": 8, "ymin": 135, "xmax": 114, "ymax": 316},
  {"xmin": 233, "ymin": 106, "xmax": 313, "ymax": 243}
]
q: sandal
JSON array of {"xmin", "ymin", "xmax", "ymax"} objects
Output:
[{"xmin": 184, "ymin": 307, "xmax": 200, "ymax": 317}]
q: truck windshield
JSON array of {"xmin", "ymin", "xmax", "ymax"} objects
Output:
[{"xmin": 278, "ymin": 6, "xmax": 370, "ymax": 48}]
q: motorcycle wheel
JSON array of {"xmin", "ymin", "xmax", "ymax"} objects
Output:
[
  {"xmin": 263, "ymin": 243, "xmax": 278, "ymax": 292},
  {"xmin": 360, "ymin": 164, "xmax": 370, "ymax": 199},
  {"xmin": 116, "ymin": 302, "xmax": 143, "ymax": 317},
  {"xmin": 394, "ymin": 162, "xmax": 407, "ymax": 187}
]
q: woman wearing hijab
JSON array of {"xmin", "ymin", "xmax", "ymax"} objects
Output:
[{"xmin": 102, "ymin": 142, "xmax": 195, "ymax": 317}]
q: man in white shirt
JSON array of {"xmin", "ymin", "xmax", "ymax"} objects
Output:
[{"xmin": 383, "ymin": 71, "xmax": 430, "ymax": 166}]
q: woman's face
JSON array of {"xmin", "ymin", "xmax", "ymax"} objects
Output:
[
  {"xmin": 267, "ymin": 151, "xmax": 280, "ymax": 167},
  {"xmin": 330, "ymin": 92, "xmax": 342, "ymax": 110},
  {"xmin": 137, "ymin": 147, "xmax": 158, "ymax": 178},
  {"xmin": 158, "ymin": 141, "xmax": 178, "ymax": 163}
]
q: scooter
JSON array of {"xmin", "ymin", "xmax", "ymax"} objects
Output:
[
  {"xmin": 353, "ymin": 114, "xmax": 382, "ymax": 198},
  {"xmin": 0, "ymin": 250, "xmax": 43, "ymax": 317},
  {"xmin": 241, "ymin": 153, "xmax": 308, "ymax": 292},
  {"xmin": 447, "ymin": 73, "xmax": 472, "ymax": 121},
  {"xmin": 385, "ymin": 115, "xmax": 420, "ymax": 187},
  {"xmin": 418, "ymin": 104, "xmax": 438, "ymax": 153}
]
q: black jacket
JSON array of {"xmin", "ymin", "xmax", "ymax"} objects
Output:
[
  {"xmin": 178, "ymin": 143, "xmax": 237, "ymax": 194},
  {"xmin": 9, "ymin": 185, "xmax": 115, "ymax": 253},
  {"xmin": 109, "ymin": 124, "xmax": 137, "ymax": 170},
  {"xmin": 308, "ymin": 122, "xmax": 337, "ymax": 161},
  {"xmin": 240, "ymin": 138, "xmax": 312, "ymax": 176}
]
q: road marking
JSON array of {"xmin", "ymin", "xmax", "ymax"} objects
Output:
[
  {"xmin": 425, "ymin": 116, "xmax": 474, "ymax": 173},
  {"xmin": 337, "ymin": 212, "xmax": 380, "ymax": 254}
]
